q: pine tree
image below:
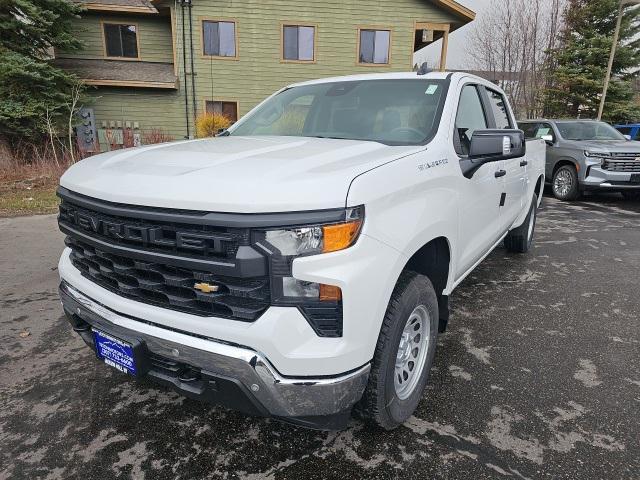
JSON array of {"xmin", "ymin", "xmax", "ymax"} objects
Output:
[
  {"xmin": 543, "ymin": 0, "xmax": 640, "ymax": 122},
  {"xmin": 0, "ymin": 0, "xmax": 84, "ymax": 140}
]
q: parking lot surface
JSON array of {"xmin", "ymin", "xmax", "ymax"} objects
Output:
[{"xmin": 1, "ymin": 194, "xmax": 639, "ymax": 480}]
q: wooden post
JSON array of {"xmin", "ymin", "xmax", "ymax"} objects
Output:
[{"xmin": 439, "ymin": 27, "xmax": 450, "ymax": 71}]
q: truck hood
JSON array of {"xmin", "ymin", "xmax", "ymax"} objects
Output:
[
  {"xmin": 577, "ymin": 140, "xmax": 640, "ymax": 153},
  {"xmin": 60, "ymin": 136, "xmax": 422, "ymax": 212}
]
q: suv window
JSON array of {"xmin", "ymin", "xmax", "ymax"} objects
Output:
[
  {"xmin": 454, "ymin": 85, "xmax": 488, "ymax": 156},
  {"xmin": 520, "ymin": 122, "xmax": 556, "ymax": 142},
  {"xmin": 486, "ymin": 88, "xmax": 512, "ymax": 129}
]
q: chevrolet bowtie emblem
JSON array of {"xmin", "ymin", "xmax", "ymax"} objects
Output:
[{"xmin": 194, "ymin": 282, "xmax": 219, "ymax": 293}]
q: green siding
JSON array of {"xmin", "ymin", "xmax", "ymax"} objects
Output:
[
  {"xmin": 63, "ymin": 1, "xmax": 463, "ymax": 141},
  {"xmin": 86, "ymin": 87, "xmax": 187, "ymax": 140},
  {"xmin": 182, "ymin": 0, "xmax": 459, "ymax": 117},
  {"xmin": 59, "ymin": 12, "xmax": 173, "ymax": 63}
]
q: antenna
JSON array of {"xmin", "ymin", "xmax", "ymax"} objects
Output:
[{"xmin": 417, "ymin": 62, "xmax": 432, "ymax": 76}]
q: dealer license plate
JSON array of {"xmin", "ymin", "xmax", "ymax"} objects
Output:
[{"xmin": 93, "ymin": 329, "xmax": 137, "ymax": 375}]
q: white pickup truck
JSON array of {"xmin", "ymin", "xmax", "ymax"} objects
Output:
[{"xmin": 57, "ymin": 71, "xmax": 545, "ymax": 430}]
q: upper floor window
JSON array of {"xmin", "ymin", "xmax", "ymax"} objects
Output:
[
  {"xmin": 358, "ymin": 28, "xmax": 390, "ymax": 65},
  {"xmin": 104, "ymin": 24, "xmax": 138, "ymax": 59},
  {"xmin": 282, "ymin": 24, "xmax": 316, "ymax": 62},
  {"xmin": 202, "ymin": 20, "xmax": 237, "ymax": 58}
]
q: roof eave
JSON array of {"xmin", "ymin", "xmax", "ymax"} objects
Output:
[
  {"xmin": 81, "ymin": 3, "xmax": 159, "ymax": 14},
  {"xmin": 432, "ymin": 0, "xmax": 476, "ymax": 31}
]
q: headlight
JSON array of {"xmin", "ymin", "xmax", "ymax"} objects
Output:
[
  {"xmin": 584, "ymin": 150, "xmax": 609, "ymax": 158},
  {"xmin": 258, "ymin": 206, "xmax": 363, "ymax": 329},
  {"xmin": 264, "ymin": 206, "xmax": 363, "ymax": 257}
]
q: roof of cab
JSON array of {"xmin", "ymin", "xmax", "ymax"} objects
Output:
[{"xmin": 288, "ymin": 71, "xmax": 486, "ymax": 88}]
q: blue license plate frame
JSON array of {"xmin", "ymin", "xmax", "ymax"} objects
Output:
[{"xmin": 93, "ymin": 329, "xmax": 137, "ymax": 375}]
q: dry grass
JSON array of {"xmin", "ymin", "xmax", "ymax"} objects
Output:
[
  {"xmin": 0, "ymin": 178, "xmax": 59, "ymax": 217},
  {"xmin": 0, "ymin": 129, "xmax": 175, "ymax": 217},
  {"xmin": 0, "ymin": 140, "xmax": 68, "ymax": 217}
]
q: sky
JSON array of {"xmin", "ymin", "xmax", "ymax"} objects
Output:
[{"xmin": 415, "ymin": 0, "xmax": 492, "ymax": 69}]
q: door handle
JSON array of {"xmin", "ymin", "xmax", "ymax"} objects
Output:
[
  {"xmin": 495, "ymin": 170, "xmax": 506, "ymax": 178},
  {"xmin": 520, "ymin": 160, "xmax": 528, "ymax": 167}
]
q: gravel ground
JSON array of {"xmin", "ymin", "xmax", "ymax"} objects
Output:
[{"xmin": 1, "ymin": 194, "xmax": 639, "ymax": 480}]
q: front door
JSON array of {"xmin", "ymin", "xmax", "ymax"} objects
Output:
[{"xmin": 453, "ymin": 84, "xmax": 505, "ymax": 278}]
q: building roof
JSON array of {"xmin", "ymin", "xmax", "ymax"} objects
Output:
[
  {"xmin": 75, "ymin": 0, "xmax": 158, "ymax": 14},
  {"xmin": 431, "ymin": 0, "xmax": 476, "ymax": 29},
  {"xmin": 53, "ymin": 58, "xmax": 177, "ymax": 89}
]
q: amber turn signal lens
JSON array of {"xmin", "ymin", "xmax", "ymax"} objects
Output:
[
  {"xmin": 322, "ymin": 220, "xmax": 362, "ymax": 253},
  {"xmin": 319, "ymin": 284, "xmax": 342, "ymax": 301}
]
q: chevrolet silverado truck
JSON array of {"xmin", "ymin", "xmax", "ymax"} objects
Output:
[
  {"xmin": 518, "ymin": 119, "xmax": 640, "ymax": 201},
  {"xmin": 57, "ymin": 72, "xmax": 545, "ymax": 430}
]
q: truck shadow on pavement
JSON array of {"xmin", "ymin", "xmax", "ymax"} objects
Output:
[{"xmin": 1, "ymin": 196, "xmax": 638, "ymax": 479}]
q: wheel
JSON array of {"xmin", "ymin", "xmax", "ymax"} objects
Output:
[
  {"xmin": 622, "ymin": 191, "xmax": 640, "ymax": 201},
  {"xmin": 357, "ymin": 271, "xmax": 439, "ymax": 430},
  {"xmin": 552, "ymin": 165, "xmax": 580, "ymax": 201},
  {"xmin": 504, "ymin": 193, "xmax": 538, "ymax": 253}
]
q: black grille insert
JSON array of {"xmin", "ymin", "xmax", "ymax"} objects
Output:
[
  {"xmin": 66, "ymin": 237, "xmax": 270, "ymax": 320},
  {"xmin": 300, "ymin": 305, "xmax": 343, "ymax": 337}
]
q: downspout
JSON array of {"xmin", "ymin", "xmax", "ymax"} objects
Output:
[
  {"xmin": 187, "ymin": 0, "xmax": 197, "ymax": 126},
  {"xmin": 180, "ymin": 0, "xmax": 190, "ymax": 138}
]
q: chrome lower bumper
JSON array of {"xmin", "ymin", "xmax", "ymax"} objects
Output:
[{"xmin": 60, "ymin": 282, "xmax": 370, "ymax": 429}]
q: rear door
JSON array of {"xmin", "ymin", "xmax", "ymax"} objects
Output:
[
  {"xmin": 453, "ymin": 84, "xmax": 505, "ymax": 278},
  {"xmin": 481, "ymin": 86, "xmax": 525, "ymax": 230}
]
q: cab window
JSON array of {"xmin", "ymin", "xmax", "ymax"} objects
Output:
[
  {"xmin": 485, "ymin": 88, "xmax": 512, "ymax": 129},
  {"xmin": 454, "ymin": 85, "xmax": 488, "ymax": 156}
]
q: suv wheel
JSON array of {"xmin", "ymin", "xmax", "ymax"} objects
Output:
[
  {"xmin": 622, "ymin": 191, "xmax": 640, "ymax": 202},
  {"xmin": 505, "ymin": 193, "xmax": 538, "ymax": 253},
  {"xmin": 552, "ymin": 165, "xmax": 580, "ymax": 201},
  {"xmin": 357, "ymin": 271, "xmax": 438, "ymax": 430}
]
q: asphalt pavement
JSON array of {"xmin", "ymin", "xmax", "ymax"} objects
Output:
[{"xmin": 1, "ymin": 193, "xmax": 639, "ymax": 479}]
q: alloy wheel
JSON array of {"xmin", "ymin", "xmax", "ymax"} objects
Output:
[{"xmin": 553, "ymin": 169, "xmax": 573, "ymax": 198}]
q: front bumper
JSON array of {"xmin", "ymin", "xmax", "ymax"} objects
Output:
[
  {"xmin": 582, "ymin": 166, "xmax": 640, "ymax": 190},
  {"xmin": 60, "ymin": 282, "xmax": 370, "ymax": 430}
]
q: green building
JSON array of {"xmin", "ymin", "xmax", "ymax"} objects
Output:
[{"xmin": 54, "ymin": 0, "xmax": 474, "ymax": 147}]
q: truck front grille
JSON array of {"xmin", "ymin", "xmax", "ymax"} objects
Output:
[
  {"xmin": 66, "ymin": 237, "xmax": 270, "ymax": 320},
  {"xmin": 601, "ymin": 152, "xmax": 640, "ymax": 172},
  {"xmin": 58, "ymin": 188, "xmax": 270, "ymax": 321}
]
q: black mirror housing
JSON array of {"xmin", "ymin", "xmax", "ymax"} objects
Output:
[{"xmin": 469, "ymin": 129, "xmax": 526, "ymax": 161}]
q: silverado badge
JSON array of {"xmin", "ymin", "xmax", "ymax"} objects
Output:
[{"xmin": 194, "ymin": 282, "xmax": 219, "ymax": 294}]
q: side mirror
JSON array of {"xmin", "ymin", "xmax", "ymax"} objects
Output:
[
  {"xmin": 623, "ymin": 134, "xmax": 632, "ymax": 141},
  {"xmin": 461, "ymin": 129, "xmax": 526, "ymax": 179},
  {"xmin": 469, "ymin": 129, "xmax": 526, "ymax": 160},
  {"xmin": 540, "ymin": 134, "xmax": 554, "ymax": 145}
]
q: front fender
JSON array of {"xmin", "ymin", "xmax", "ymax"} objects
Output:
[{"xmin": 346, "ymin": 150, "xmax": 459, "ymax": 294}]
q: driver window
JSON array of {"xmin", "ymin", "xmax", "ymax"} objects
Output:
[{"xmin": 454, "ymin": 85, "xmax": 488, "ymax": 156}]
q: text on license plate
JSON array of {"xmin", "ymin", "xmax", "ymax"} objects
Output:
[{"xmin": 93, "ymin": 329, "xmax": 137, "ymax": 375}]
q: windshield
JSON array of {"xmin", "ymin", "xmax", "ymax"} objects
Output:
[
  {"xmin": 229, "ymin": 79, "xmax": 447, "ymax": 145},
  {"xmin": 555, "ymin": 121, "xmax": 626, "ymax": 141}
]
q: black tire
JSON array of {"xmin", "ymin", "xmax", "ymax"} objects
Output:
[
  {"xmin": 504, "ymin": 193, "xmax": 538, "ymax": 253},
  {"xmin": 622, "ymin": 191, "xmax": 640, "ymax": 201},
  {"xmin": 357, "ymin": 271, "xmax": 439, "ymax": 430},
  {"xmin": 552, "ymin": 165, "xmax": 580, "ymax": 201}
]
